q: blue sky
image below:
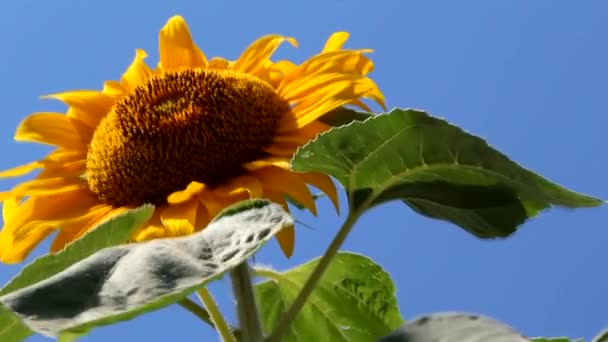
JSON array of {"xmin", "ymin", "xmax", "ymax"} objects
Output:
[{"xmin": 0, "ymin": 1, "xmax": 606, "ymax": 341}]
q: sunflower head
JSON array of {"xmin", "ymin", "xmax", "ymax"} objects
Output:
[
  {"xmin": 87, "ymin": 68, "xmax": 289, "ymax": 206},
  {"xmin": 0, "ymin": 15, "xmax": 385, "ymax": 263}
]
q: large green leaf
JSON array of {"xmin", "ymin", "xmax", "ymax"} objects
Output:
[
  {"xmin": 320, "ymin": 106, "xmax": 374, "ymax": 127},
  {"xmin": 255, "ymin": 252, "xmax": 403, "ymax": 341},
  {"xmin": 0, "ymin": 204, "xmax": 154, "ymax": 296},
  {"xmin": 0, "ymin": 204, "xmax": 154, "ymax": 341},
  {"xmin": 292, "ymin": 108, "xmax": 603, "ymax": 238},
  {"xmin": 381, "ymin": 314, "xmax": 584, "ymax": 342},
  {"xmin": 378, "ymin": 312, "xmax": 528, "ymax": 342},
  {"xmin": 594, "ymin": 329, "xmax": 608, "ymax": 342},
  {"xmin": 531, "ymin": 338, "xmax": 582, "ymax": 342},
  {"xmin": 0, "ymin": 304, "xmax": 30, "ymax": 342},
  {"xmin": 0, "ymin": 199, "xmax": 292, "ymax": 338}
]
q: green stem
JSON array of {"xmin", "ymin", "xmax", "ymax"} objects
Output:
[
  {"xmin": 267, "ymin": 209, "xmax": 362, "ymax": 341},
  {"xmin": 252, "ymin": 268, "xmax": 279, "ymax": 279},
  {"xmin": 196, "ymin": 287, "xmax": 237, "ymax": 342},
  {"xmin": 178, "ymin": 298, "xmax": 213, "ymax": 327},
  {"xmin": 231, "ymin": 262, "xmax": 265, "ymax": 342}
]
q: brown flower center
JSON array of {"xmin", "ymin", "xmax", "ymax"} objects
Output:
[{"xmin": 86, "ymin": 69, "xmax": 288, "ymax": 206}]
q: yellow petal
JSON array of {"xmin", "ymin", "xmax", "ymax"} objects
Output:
[
  {"xmin": 253, "ymin": 166, "xmax": 317, "ymax": 216},
  {"xmin": 214, "ymin": 175, "xmax": 263, "ymax": 198},
  {"xmin": 233, "ymin": 35, "xmax": 297, "ymax": 74},
  {"xmin": 15, "ymin": 113, "xmax": 92, "ymax": 150},
  {"xmin": 244, "ymin": 158, "xmax": 291, "ymax": 171},
  {"xmin": 3, "ymin": 189, "xmax": 98, "ymax": 231},
  {"xmin": 3, "ymin": 177, "xmax": 87, "ymax": 199},
  {"xmin": 275, "ymin": 224, "xmax": 295, "ymax": 257},
  {"xmin": 281, "ymin": 73, "xmax": 373, "ymax": 104},
  {"xmin": 121, "ymin": 49, "xmax": 152, "ymax": 91},
  {"xmin": 0, "ymin": 161, "xmax": 42, "ymax": 179},
  {"xmin": 158, "ymin": 15, "xmax": 207, "ymax": 70},
  {"xmin": 263, "ymin": 142, "xmax": 301, "ymax": 157},
  {"xmin": 259, "ymin": 189, "xmax": 294, "ymax": 257},
  {"xmin": 45, "ymin": 148, "xmax": 85, "ymax": 163},
  {"xmin": 261, "ymin": 190, "xmax": 288, "ymax": 209},
  {"xmin": 103, "ymin": 80, "xmax": 126, "ymax": 98},
  {"xmin": 322, "ymin": 32, "xmax": 349, "ymax": 53},
  {"xmin": 167, "ymin": 181, "xmax": 205, "ymax": 204},
  {"xmin": 2, "ymin": 197, "xmax": 19, "ymax": 223},
  {"xmin": 133, "ymin": 227, "xmax": 163, "ymax": 241},
  {"xmin": 163, "ymin": 219, "xmax": 195, "ymax": 237},
  {"xmin": 207, "ymin": 57, "xmax": 232, "ymax": 70},
  {"xmin": 299, "ymin": 50, "xmax": 374, "ymax": 77},
  {"xmin": 277, "ymin": 49, "xmax": 373, "ymax": 90},
  {"xmin": 300, "ymin": 173, "xmax": 340, "ymax": 214},
  {"xmin": 132, "ymin": 212, "xmax": 166, "ymax": 241},
  {"xmin": 279, "ymin": 78, "xmax": 385, "ymax": 132},
  {"xmin": 64, "ymin": 107, "xmax": 96, "ymax": 130},
  {"xmin": 0, "ymin": 188, "xmax": 98, "ymax": 262},
  {"xmin": 0, "ymin": 148, "xmax": 87, "ymax": 180},
  {"xmin": 199, "ymin": 192, "xmax": 248, "ymax": 220},
  {"xmin": 160, "ymin": 199, "xmax": 199, "ymax": 229},
  {"xmin": 36, "ymin": 160, "xmax": 86, "ymax": 179},
  {"xmin": 272, "ymin": 120, "xmax": 328, "ymax": 144},
  {"xmin": 50, "ymin": 226, "xmax": 84, "ymax": 253},
  {"xmin": 49, "ymin": 205, "xmax": 115, "ymax": 252},
  {"xmin": 194, "ymin": 204, "xmax": 210, "ymax": 232},
  {"xmin": 348, "ymin": 98, "xmax": 373, "ymax": 112},
  {"xmin": 268, "ymin": 60, "xmax": 298, "ymax": 86},
  {"xmin": 0, "ymin": 223, "xmax": 53, "ymax": 263},
  {"xmin": 37, "ymin": 149, "xmax": 87, "ymax": 179},
  {"xmin": 44, "ymin": 91, "xmax": 115, "ymax": 129},
  {"xmin": 270, "ymin": 60, "xmax": 298, "ymax": 75}
]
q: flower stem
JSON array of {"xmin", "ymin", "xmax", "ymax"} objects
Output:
[
  {"xmin": 196, "ymin": 287, "xmax": 237, "ymax": 342},
  {"xmin": 267, "ymin": 209, "xmax": 362, "ymax": 341},
  {"xmin": 178, "ymin": 298, "xmax": 213, "ymax": 327},
  {"xmin": 231, "ymin": 261, "xmax": 265, "ymax": 342}
]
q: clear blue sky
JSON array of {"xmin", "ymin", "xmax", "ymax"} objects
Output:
[{"xmin": 0, "ymin": 1, "xmax": 606, "ymax": 341}]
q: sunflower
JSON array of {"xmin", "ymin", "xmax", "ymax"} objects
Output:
[{"xmin": 0, "ymin": 16, "xmax": 384, "ymax": 263}]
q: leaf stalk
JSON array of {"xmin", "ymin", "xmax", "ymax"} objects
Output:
[
  {"xmin": 231, "ymin": 262, "xmax": 265, "ymax": 342},
  {"xmin": 267, "ymin": 207, "xmax": 364, "ymax": 341},
  {"xmin": 196, "ymin": 288, "xmax": 237, "ymax": 342}
]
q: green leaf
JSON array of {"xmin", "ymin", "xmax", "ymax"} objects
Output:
[
  {"xmin": 0, "ymin": 199, "xmax": 292, "ymax": 338},
  {"xmin": 594, "ymin": 329, "xmax": 608, "ymax": 342},
  {"xmin": 0, "ymin": 303, "xmax": 31, "ymax": 342},
  {"xmin": 292, "ymin": 108, "xmax": 603, "ymax": 238},
  {"xmin": 255, "ymin": 252, "xmax": 403, "ymax": 341},
  {"xmin": 531, "ymin": 338, "xmax": 583, "ymax": 342},
  {"xmin": 285, "ymin": 193, "xmax": 325, "ymax": 211},
  {"xmin": 57, "ymin": 330, "xmax": 83, "ymax": 342},
  {"xmin": 320, "ymin": 106, "xmax": 375, "ymax": 127},
  {"xmin": 0, "ymin": 204, "xmax": 155, "ymax": 296},
  {"xmin": 378, "ymin": 312, "xmax": 528, "ymax": 342},
  {"xmin": 0, "ymin": 205, "xmax": 154, "ymax": 342}
]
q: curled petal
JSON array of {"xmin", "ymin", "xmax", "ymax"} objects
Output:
[
  {"xmin": 167, "ymin": 181, "xmax": 205, "ymax": 204},
  {"xmin": 160, "ymin": 199, "xmax": 199, "ymax": 229},
  {"xmin": 158, "ymin": 15, "xmax": 207, "ymax": 70},
  {"xmin": 121, "ymin": 49, "xmax": 152, "ymax": 91},
  {"xmin": 234, "ymin": 35, "xmax": 297, "ymax": 74},
  {"xmin": 43, "ymin": 91, "xmax": 114, "ymax": 129},
  {"xmin": 15, "ymin": 113, "xmax": 92, "ymax": 150},
  {"xmin": 322, "ymin": 31, "xmax": 349, "ymax": 53}
]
